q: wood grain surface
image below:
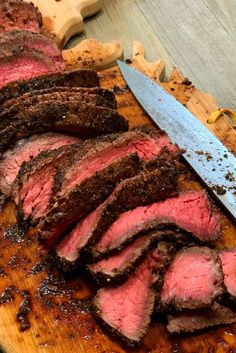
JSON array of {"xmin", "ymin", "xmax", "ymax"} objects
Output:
[
  {"xmin": 0, "ymin": 65, "xmax": 235, "ymax": 353},
  {"xmin": 25, "ymin": 0, "xmax": 101, "ymax": 47},
  {"xmin": 74, "ymin": 0, "xmax": 236, "ymax": 108}
]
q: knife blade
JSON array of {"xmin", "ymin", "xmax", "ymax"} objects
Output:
[{"xmin": 117, "ymin": 60, "xmax": 236, "ymax": 221}]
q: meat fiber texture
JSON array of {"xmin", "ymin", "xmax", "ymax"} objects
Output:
[
  {"xmin": 0, "ymin": 133, "xmax": 80, "ymax": 196},
  {"xmin": 90, "ymin": 191, "xmax": 220, "ymax": 259},
  {"xmin": 92, "ymin": 243, "xmax": 172, "ymax": 346},
  {"xmin": 57, "ymin": 161, "xmax": 177, "ymax": 266},
  {"xmin": 159, "ymin": 246, "xmax": 224, "ymax": 311},
  {"xmin": 0, "ymin": 101, "xmax": 128, "ymax": 152},
  {"xmin": 0, "ymin": 69, "xmax": 100, "ymax": 105},
  {"xmin": 0, "ymin": 30, "xmax": 64, "ymax": 70},
  {"xmin": 166, "ymin": 303, "xmax": 236, "ymax": 334},
  {"xmin": 0, "ymin": 46, "xmax": 61, "ymax": 88},
  {"xmin": 87, "ymin": 230, "xmax": 179, "ymax": 286},
  {"xmin": 0, "ymin": 0, "xmax": 42, "ymax": 33},
  {"xmin": 220, "ymin": 247, "xmax": 236, "ymax": 302},
  {"xmin": 48, "ymin": 129, "xmax": 178, "ymax": 248}
]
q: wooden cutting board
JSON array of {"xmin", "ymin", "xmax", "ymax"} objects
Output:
[
  {"xmin": 0, "ymin": 66, "xmax": 235, "ymax": 353},
  {"xmin": 25, "ymin": 0, "xmax": 101, "ymax": 47}
]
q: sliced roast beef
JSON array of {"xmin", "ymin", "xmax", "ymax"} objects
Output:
[
  {"xmin": 0, "ymin": 69, "xmax": 99, "ymax": 105},
  {"xmin": 92, "ymin": 242, "xmax": 172, "ymax": 346},
  {"xmin": 158, "ymin": 247, "xmax": 224, "ymax": 311},
  {"xmin": 0, "ymin": 30, "xmax": 64, "ymax": 70},
  {"xmin": 0, "ymin": 133, "xmax": 80, "ymax": 196},
  {"xmin": 57, "ymin": 161, "xmax": 177, "ymax": 265},
  {"xmin": 220, "ymin": 248, "xmax": 236, "ymax": 302},
  {"xmin": 0, "ymin": 92, "xmax": 115, "ymax": 131},
  {"xmin": 3, "ymin": 87, "xmax": 116, "ymax": 111},
  {"xmin": 0, "ymin": 0, "xmax": 42, "ymax": 33},
  {"xmin": 0, "ymin": 46, "xmax": 61, "ymax": 88},
  {"xmin": 41, "ymin": 130, "xmax": 178, "ymax": 246},
  {"xmin": 0, "ymin": 102, "xmax": 128, "ymax": 152},
  {"xmin": 13, "ymin": 134, "xmax": 122, "ymax": 221},
  {"xmin": 87, "ymin": 230, "xmax": 180, "ymax": 286},
  {"xmin": 90, "ymin": 191, "xmax": 220, "ymax": 258},
  {"xmin": 166, "ymin": 303, "xmax": 236, "ymax": 334}
]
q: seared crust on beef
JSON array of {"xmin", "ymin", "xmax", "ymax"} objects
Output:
[
  {"xmin": 158, "ymin": 246, "xmax": 224, "ymax": 311},
  {"xmin": 0, "ymin": 46, "xmax": 61, "ymax": 87},
  {"xmin": 86, "ymin": 230, "xmax": 179, "ymax": 286},
  {"xmin": 166, "ymin": 303, "xmax": 236, "ymax": 334},
  {"xmin": 0, "ymin": 102, "xmax": 128, "ymax": 152},
  {"xmin": 0, "ymin": 30, "xmax": 64, "ymax": 69},
  {"xmin": 3, "ymin": 87, "xmax": 117, "ymax": 110},
  {"xmin": 91, "ymin": 242, "xmax": 174, "ymax": 346},
  {"xmin": 12, "ymin": 144, "xmax": 81, "ymax": 222},
  {"xmin": 85, "ymin": 164, "xmax": 178, "ymax": 261},
  {"xmin": 0, "ymin": 92, "xmax": 116, "ymax": 131},
  {"xmin": 0, "ymin": 0, "xmax": 42, "ymax": 33},
  {"xmin": 0, "ymin": 69, "xmax": 99, "ymax": 105},
  {"xmin": 39, "ymin": 153, "xmax": 142, "ymax": 246}
]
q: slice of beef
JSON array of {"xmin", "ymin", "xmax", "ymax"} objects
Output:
[
  {"xmin": 166, "ymin": 303, "xmax": 236, "ymax": 334},
  {"xmin": 92, "ymin": 242, "xmax": 172, "ymax": 346},
  {"xmin": 90, "ymin": 191, "xmax": 220, "ymax": 258},
  {"xmin": 159, "ymin": 247, "xmax": 224, "ymax": 311},
  {"xmin": 0, "ymin": 91, "xmax": 115, "ymax": 132},
  {"xmin": 87, "ymin": 230, "xmax": 180, "ymax": 286},
  {"xmin": 0, "ymin": 0, "xmax": 42, "ymax": 33},
  {"xmin": 0, "ymin": 102, "xmax": 128, "ymax": 152},
  {"xmin": 16, "ymin": 151, "xmax": 141, "ymax": 226},
  {"xmin": 0, "ymin": 69, "xmax": 99, "ymax": 105},
  {"xmin": 57, "ymin": 161, "xmax": 177, "ymax": 265},
  {"xmin": 0, "ymin": 46, "xmax": 60, "ymax": 88},
  {"xmin": 12, "ymin": 145, "xmax": 79, "ymax": 222},
  {"xmin": 13, "ymin": 134, "xmax": 122, "ymax": 221},
  {"xmin": 0, "ymin": 133, "xmax": 80, "ymax": 196},
  {"xmin": 220, "ymin": 248, "xmax": 236, "ymax": 302},
  {"xmin": 42, "ymin": 130, "xmax": 178, "ymax": 246},
  {"xmin": 3, "ymin": 87, "xmax": 116, "ymax": 111},
  {"xmin": 0, "ymin": 30, "xmax": 64, "ymax": 70}
]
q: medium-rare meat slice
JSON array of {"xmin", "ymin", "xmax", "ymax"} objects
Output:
[
  {"xmin": 0, "ymin": 92, "xmax": 115, "ymax": 132},
  {"xmin": 166, "ymin": 303, "xmax": 236, "ymax": 334},
  {"xmin": 0, "ymin": 46, "xmax": 60, "ymax": 88},
  {"xmin": 14, "ymin": 151, "xmax": 141, "ymax": 226},
  {"xmin": 0, "ymin": 133, "xmax": 80, "ymax": 196},
  {"xmin": 0, "ymin": 102, "xmax": 128, "ymax": 152},
  {"xmin": 41, "ymin": 129, "xmax": 178, "ymax": 246},
  {"xmin": 90, "ymin": 191, "xmax": 220, "ymax": 258},
  {"xmin": 87, "ymin": 230, "xmax": 180, "ymax": 286},
  {"xmin": 158, "ymin": 247, "xmax": 224, "ymax": 311},
  {"xmin": 57, "ymin": 161, "xmax": 177, "ymax": 265},
  {"xmin": 3, "ymin": 87, "xmax": 116, "ymax": 111},
  {"xmin": 92, "ymin": 242, "xmax": 172, "ymax": 346},
  {"xmin": 0, "ymin": 30, "xmax": 64, "ymax": 70},
  {"xmin": 220, "ymin": 248, "xmax": 236, "ymax": 302},
  {"xmin": 0, "ymin": 69, "xmax": 99, "ymax": 105},
  {"xmin": 0, "ymin": 0, "xmax": 42, "ymax": 33}
]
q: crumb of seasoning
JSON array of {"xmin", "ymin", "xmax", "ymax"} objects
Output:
[
  {"xmin": 212, "ymin": 185, "xmax": 226, "ymax": 195},
  {"xmin": 125, "ymin": 58, "xmax": 132, "ymax": 64}
]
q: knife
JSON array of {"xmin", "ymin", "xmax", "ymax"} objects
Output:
[{"xmin": 117, "ymin": 60, "xmax": 236, "ymax": 222}]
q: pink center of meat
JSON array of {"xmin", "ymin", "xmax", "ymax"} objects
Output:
[
  {"xmin": 161, "ymin": 252, "xmax": 216, "ymax": 304},
  {"xmin": 220, "ymin": 250, "xmax": 236, "ymax": 297}
]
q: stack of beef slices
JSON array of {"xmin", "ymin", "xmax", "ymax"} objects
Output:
[
  {"xmin": 0, "ymin": 1, "xmax": 236, "ymax": 347},
  {"xmin": 0, "ymin": 0, "xmax": 66, "ymax": 87}
]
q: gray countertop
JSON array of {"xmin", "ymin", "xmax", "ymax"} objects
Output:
[{"xmin": 69, "ymin": 0, "xmax": 236, "ymax": 109}]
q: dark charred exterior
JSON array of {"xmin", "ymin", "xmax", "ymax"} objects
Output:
[
  {"xmin": 0, "ymin": 69, "xmax": 100, "ymax": 105},
  {"xmin": 0, "ymin": 102, "xmax": 128, "ymax": 152},
  {"xmin": 39, "ymin": 153, "xmax": 142, "ymax": 246}
]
